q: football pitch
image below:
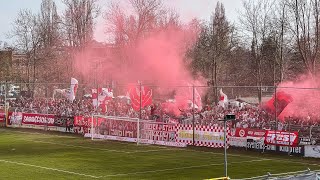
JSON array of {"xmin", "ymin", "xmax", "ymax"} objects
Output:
[{"xmin": 0, "ymin": 128, "xmax": 319, "ymax": 180}]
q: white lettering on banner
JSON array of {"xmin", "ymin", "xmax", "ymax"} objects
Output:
[
  {"xmin": 194, "ymin": 130, "xmax": 224, "ymax": 143},
  {"xmin": 279, "ymin": 146, "xmax": 302, "ymax": 154},
  {"xmin": 109, "ymin": 129, "xmax": 135, "ymax": 138},
  {"xmin": 229, "ymin": 137, "xmax": 247, "ymax": 147},
  {"xmin": 9, "ymin": 112, "xmax": 23, "ymax": 125},
  {"xmin": 265, "ymin": 131, "xmax": 298, "ymax": 146},
  {"xmin": 142, "ymin": 123, "xmax": 176, "ymax": 132},
  {"xmin": 142, "ymin": 130, "xmax": 175, "ymax": 141},
  {"xmin": 177, "ymin": 130, "xmax": 194, "ymax": 141},
  {"xmin": 305, "ymin": 145, "xmax": 320, "ymax": 158},
  {"xmin": 246, "ymin": 141, "xmax": 276, "ymax": 151},
  {"xmin": 176, "ymin": 126, "xmax": 227, "ymax": 147},
  {"xmin": 247, "ymin": 130, "xmax": 265, "ymax": 137},
  {"xmin": 23, "ymin": 114, "xmax": 55, "ymax": 125},
  {"xmin": 140, "ymin": 123, "xmax": 177, "ymax": 142}
]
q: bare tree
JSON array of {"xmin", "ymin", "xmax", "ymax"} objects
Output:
[
  {"xmin": 104, "ymin": 0, "xmax": 182, "ymax": 79},
  {"xmin": 213, "ymin": 2, "xmax": 234, "ymax": 97},
  {"xmin": 10, "ymin": 9, "xmax": 41, "ymax": 87},
  {"xmin": 38, "ymin": 0, "xmax": 61, "ymax": 48},
  {"xmin": 239, "ymin": 0, "xmax": 275, "ymax": 103},
  {"xmin": 190, "ymin": 2, "xmax": 234, "ymax": 103},
  {"xmin": 277, "ymin": 0, "xmax": 288, "ymax": 82},
  {"xmin": 37, "ymin": 0, "xmax": 68, "ymax": 85},
  {"xmin": 288, "ymin": 0, "xmax": 320, "ymax": 76},
  {"xmin": 62, "ymin": 0, "xmax": 100, "ymax": 49},
  {"xmin": 105, "ymin": 0, "xmax": 180, "ymax": 44}
]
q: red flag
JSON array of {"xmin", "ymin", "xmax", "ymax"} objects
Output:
[
  {"xmin": 128, "ymin": 84, "xmax": 152, "ymax": 111},
  {"xmin": 265, "ymin": 91, "xmax": 293, "ymax": 117}
]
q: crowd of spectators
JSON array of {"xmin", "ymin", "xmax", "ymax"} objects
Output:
[
  {"xmin": 6, "ymin": 97, "xmax": 320, "ymax": 132},
  {"xmin": 7, "ymin": 97, "xmax": 151, "ymax": 119}
]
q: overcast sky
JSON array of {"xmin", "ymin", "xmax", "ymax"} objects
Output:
[{"xmin": 0, "ymin": 0, "xmax": 243, "ymax": 44}]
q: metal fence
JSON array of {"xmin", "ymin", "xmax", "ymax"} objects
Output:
[{"xmin": 1, "ymin": 82, "xmax": 320, "ymax": 140}]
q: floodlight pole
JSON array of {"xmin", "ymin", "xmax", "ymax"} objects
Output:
[
  {"xmin": 219, "ymin": 115, "xmax": 235, "ymax": 178},
  {"xmin": 288, "ymin": 121, "xmax": 291, "ymax": 156},
  {"xmin": 192, "ymin": 85, "xmax": 195, "ymax": 145}
]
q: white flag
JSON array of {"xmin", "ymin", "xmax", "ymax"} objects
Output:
[
  {"xmin": 218, "ymin": 88, "xmax": 228, "ymax": 108},
  {"xmin": 69, "ymin": 78, "xmax": 78, "ymax": 102}
]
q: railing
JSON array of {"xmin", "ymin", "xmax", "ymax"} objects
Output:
[{"xmin": 235, "ymin": 168, "xmax": 320, "ymax": 180}]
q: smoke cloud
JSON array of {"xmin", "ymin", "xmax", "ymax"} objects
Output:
[
  {"xmin": 73, "ymin": 24, "xmax": 205, "ymax": 114},
  {"xmin": 271, "ymin": 74, "xmax": 320, "ymax": 121}
]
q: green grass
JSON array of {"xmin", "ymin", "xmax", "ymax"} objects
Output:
[{"xmin": 0, "ymin": 128, "xmax": 319, "ymax": 180}]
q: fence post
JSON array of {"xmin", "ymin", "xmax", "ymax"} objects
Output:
[
  {"xmin": 4, "ymin": 81, "xmax": 8, "ymax": 127},
  {"xmin": 138, "ymin": 81, "xmax": 142, "ymax": 145},
  {"xmin": 274, "ymin": 86, "xmax": 278, "ymax": 150},
  {"xmin": 192, "ymin": 85, "xmax": 195, "ymax": 146},
  {"xmin": 274, "ymin": 86, "xmax": 278, "ymax": 130},
  {"xmin": 139, "ymin": 81, "xmax": 142, "ymax": 120},
  {"xmin": 288, "ymin": 121, "xmax": 291, "ymax": 155},
  {"xmin": 45, "ymin": 82, "xmax": 49, "ymax": 131}
]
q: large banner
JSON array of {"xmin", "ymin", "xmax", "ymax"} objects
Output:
[
  {"xmin": 77, "ymin": 116, "xmax": 139, "ymax": 138},
  {"xmin": 7, "ymin": 111, "xmax": 23, "ymax": 126},
  {"xmin": 229, "ymin": 128, "xmax": 266, "ymax": 147},
  {"xmin": 78, "ymin": 117, "xmax": 178, "ymax": 142},
  {"xmin": 230, "ymin": 128, "xmax": 266, "ymax": 139},
  {"xmin": 140, "ymin": 122, "xmax": 176, "ymax": 142},
  {"xmin": 176, "ymin": 125, "xmax": 228, "ymax": 148},
  {"xmin": 73, "ymin": 116, "xmax": 92, "ymax": 134},
  {"xmin": 7, "ymin": 112, "xmax": 77, "ymax": 133},
  {"xmin": 99, "ymin": 118, "xmax": 138, "ymax": 138},
  {"xmin": 246, "ymin": 138, "xmax": 304, "ymax": 155},
  {"xmin": 54, "ymin": 116, "xmax": 74, "ymax": 132},
  {"xmin": 0, "ymin": 115, "xmax": 4, "ymax": 122},
  {"xmin": 22, "ymin": 113, "xmax": 55, "ymax": 126},
  {"xmin": 83, "ymin": 117, "xmax": 184, "ymax": 147},
  {"xmin": 264, "ymin": 130, "xmax": 299, "ymax": 147}
]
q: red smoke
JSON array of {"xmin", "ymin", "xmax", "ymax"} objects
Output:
[
  {"xmin": 265, "ymin": 74, "xmax": 320, "ymax": 121},
  {"xmin": 73, "ymin": 24, "xmax": 205, "ymax": 113}
]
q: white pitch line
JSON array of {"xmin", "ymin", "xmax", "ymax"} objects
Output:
[
  {"xmin": 0, "ymin": 159, "xmax": 100, "ymax": 179},
  {"xmin": 2, "ymin": 129, "xmax": 78, "ymax": 139},
  {"xmin": 103, "ymin": 158, "xmax": 271, "ymax": 177},
  {"xmin": 1, "ymin": 129, "xmax": 253, "ymax": 157},
  {"xmin": 26, "ymin": 140, "xmax": 172, "ymax": 154},
  {"xmin": 271, "ymin": 158, "xmax": 320, "ymax": 167},
  {"xmin": 23, "ymin": 139, "xmax": 258, "ymax": 158}
]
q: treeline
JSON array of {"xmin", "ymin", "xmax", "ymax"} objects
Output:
[
  {"xmin": 6, "ymin": 0, "xmax": 99, "ymax": 85},
  {"xmin": 3, "ymin": 0, "xmax": 320, "ymax": 103}
]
